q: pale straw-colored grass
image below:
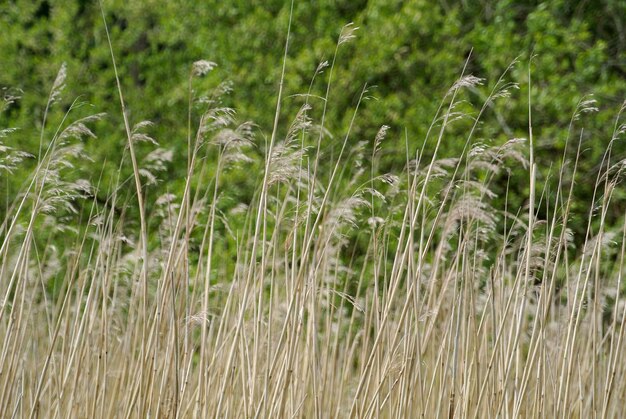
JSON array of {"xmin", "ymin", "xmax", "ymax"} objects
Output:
[{"xmin": 1, "ymin": 4, "xmax": 626, "ymax": 418}]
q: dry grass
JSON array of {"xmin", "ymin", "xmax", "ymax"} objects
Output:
[{"xmin": 2, "ymin": 10, "xmax": 626, "ymax": 419}]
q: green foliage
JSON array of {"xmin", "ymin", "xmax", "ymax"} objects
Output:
[{"xmin": 1, "ymin": 0, "xmax": 625, "ymax": 242}]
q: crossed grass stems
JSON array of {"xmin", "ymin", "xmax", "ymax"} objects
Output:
[{"xmin": 1, "ymin": 5, "xmax": 626, "ymax": 418}]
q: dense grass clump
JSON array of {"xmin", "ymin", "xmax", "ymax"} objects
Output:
[{"xmin": 2, "ymin": 13, "xmax": 626, "ymax": 419}]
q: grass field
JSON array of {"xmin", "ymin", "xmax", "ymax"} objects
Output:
[{"xmin": 2, "ymin": 10, "xmax": 626, "ymax": 419}]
